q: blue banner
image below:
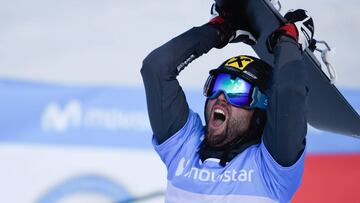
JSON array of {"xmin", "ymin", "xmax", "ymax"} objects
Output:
[
  {"xmin": 1, "ymin": 79, "xmax": 359, "ymax": 153},
  {"xmin": 0, "ymin": 79, "xmax": 152, "ymax": 148}
]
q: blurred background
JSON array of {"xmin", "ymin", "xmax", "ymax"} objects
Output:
[{"xmin": 0, "ymin": 0, "xmax": 359, "ymax": 202}]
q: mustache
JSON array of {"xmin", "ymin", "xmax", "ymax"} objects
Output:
[{"xmin": 212, "ymin": 100, "xmax": 230, "ymax": 113}]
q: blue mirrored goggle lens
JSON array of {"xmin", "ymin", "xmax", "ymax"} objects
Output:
[
  {"xmin": 208, "ymin": 73, "xmax": 253, "ymax": 107},
  {"xmin": 226, "ymin": 93, "xmax": 252, "ymax": 107}
]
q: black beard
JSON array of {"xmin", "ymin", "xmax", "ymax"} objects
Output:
[
  {"xmin": 201, "ymin": 106, "xmax": 265, "ymax": 166},
  {"xmin": 205, "ymin": 114, "xmax": 249, "ymax": 148}
]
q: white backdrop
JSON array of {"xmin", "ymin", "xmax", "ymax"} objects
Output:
[
  {"xmin": 0, "ymin": 145, "xmax": 166, "ymax": 203},
  {"xmin": 0, "ymin": 0, "xmax": 359, "ymax": 88}
]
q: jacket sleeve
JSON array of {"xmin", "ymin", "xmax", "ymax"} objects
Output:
[
  {"xmin": 263, "ymin": 37, "xmax": 309, "ymax": 167},
  {"xmin": 141, "ymin": 24, "xmax": 219, "ymax": 144}
]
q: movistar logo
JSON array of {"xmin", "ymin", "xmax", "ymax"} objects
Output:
[
  {"xmin": 175, "ymin": 158, "xmax": 254, "ymax": 182},
  {"xmin": 175, "ymin": 158, "xmax": 190, "ymax": 176},
  {"xmin": 41, "ymin": 99, "xmax": 150, "ymax": 132},
  {"xmin": 41, "ymin": 100, "xmax": 82, "ymax": 132}
]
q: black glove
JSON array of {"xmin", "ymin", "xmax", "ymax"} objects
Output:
[
  {"xmin": 208, "ymin": 5, "xmax": 236, "ymax": 49},
  {"xmin": 267, "ymin": 9, "xmax": 315, "ymax": 53},
  {"xmin": 208, "ymin": 1, "xmax": 256, "ymax": 49}
]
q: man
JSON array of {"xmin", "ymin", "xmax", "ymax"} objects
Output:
[{"xmin": 141, "ymin": 2, "xmax": 313, "ymax": 202}]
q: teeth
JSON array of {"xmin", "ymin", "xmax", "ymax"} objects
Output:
[{"xmin": 214, "ymin": 109, "xmax": 225, "ymax": 116}]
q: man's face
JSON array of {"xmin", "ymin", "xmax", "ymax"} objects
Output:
[{"xmin": 205, "ymin": 93, "xmax": 254, "ymax": 148}]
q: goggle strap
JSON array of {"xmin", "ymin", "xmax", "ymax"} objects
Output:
[
  {"xmin": 203, "ymin": 75, "xmax": 214, "ymax": 96},
  {"xmin": 250, "ymin": 87, "xmax": 269, "ymax": 109}
]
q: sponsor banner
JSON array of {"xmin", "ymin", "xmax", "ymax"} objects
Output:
[
  {"xmin": 0, "ymin": 78, "xmax": 359, "ymax": 152},
  {"xmin": 0, "ymin": 79, "xmax": 152, "ymax": 148}
]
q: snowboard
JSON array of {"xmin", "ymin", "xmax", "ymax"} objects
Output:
[{"xmin": 234, "ymin": 0, "xmax": 360, "ymax": 137}]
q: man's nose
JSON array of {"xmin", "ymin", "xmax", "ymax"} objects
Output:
[{"xmin": 217, "ymin": 92, "xmax": 228, "ymax": 103}]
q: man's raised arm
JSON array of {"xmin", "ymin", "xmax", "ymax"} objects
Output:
[
  {"xmin": 263, "ymin": 10, "xmax": 314, "ymax": 166},
  {"xmin": 141, "ymin": 23, "xmax": 225, "ymax": 144}
]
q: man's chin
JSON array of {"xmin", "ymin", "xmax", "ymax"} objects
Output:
[{"xmin": 204, "ymin": 127, "xmax": 227, "ymax": 147}]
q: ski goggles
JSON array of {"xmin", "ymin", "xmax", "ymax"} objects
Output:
[{"xmin": 203, "ymin": 72, "xmax": 268, "ymax": 109}]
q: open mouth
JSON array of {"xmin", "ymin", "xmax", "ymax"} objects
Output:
[{"xmin": 211, "ymin": 108, "xmax": 227, "ymax": 128}]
